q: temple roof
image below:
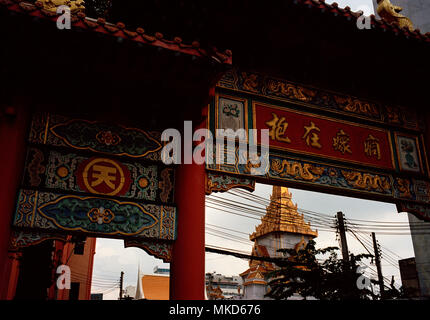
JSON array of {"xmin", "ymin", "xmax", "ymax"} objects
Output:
[
  {"xmin": 250, "ymin": 186, "xmax": 318, "ymax": 241},
  {"xmin": 112, "ymin": 0, "xmax": 430, "ymax": 47},
  {"xmin": 110, "ymin": 0, "xmax": 429, "ymax": 110},
  {"xmin": 0, "ymin": 0, "xmax": 229, "ymax": 130},
  {"xmin": 241, "ymin": 187, "xmax": 317, "ymax": 287},
  {"xmin": 0, "ymin": 0, "xmax": 232, "ymax": 64},
  {"xmin": 297, "ymin": 0, "xmax": 430, "ymax": 41},
  {"xmin": 139, "ymin": 275, "xmax": 169, "ymax": 300},
  {"xmin": 239, "ymin": 244, "xmax": 275, "ymax": 286}
]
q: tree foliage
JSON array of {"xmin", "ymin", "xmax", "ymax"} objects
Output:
[{"xmin": 265, "ymin": 240, "xmax": 403, "ymax": 300}]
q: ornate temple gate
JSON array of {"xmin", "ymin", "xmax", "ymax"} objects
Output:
[
  {"xmin": 206, "ymin": 69, "xmax": 430, "ymax": 298},
  {"xmin": 2, "ymin": 0, "xmax": 430, "ymax": 300},
  {"xmin": 0, "ymin": 0, "xmax": 231, "ymax": 300}
]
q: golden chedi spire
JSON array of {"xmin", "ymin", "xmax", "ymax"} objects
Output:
[
  {"xmin": 249, "ymin": 186, "xmax": 318, "ymax": 241},
  {"xmin": 376, "ymin": 0, "xmax": 414, "ymax": 31}
]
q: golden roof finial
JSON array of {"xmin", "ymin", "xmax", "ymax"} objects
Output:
[
  {"xmin": 249, "ymin": 186, "xmax": 317, "ymax": 240},
  {"xmin": 376, "ymin": 0, "xmax": 414, "ymax": 31},
  {"xmin": 36, "ymin": 0, "xmax": 85, "ymax": 13}
]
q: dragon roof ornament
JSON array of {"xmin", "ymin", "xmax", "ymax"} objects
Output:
[
  {"xmin": 376, "ymin": 0, "xmax": 414, "ymax": 31},
  {"xmin": 36, "ymin": 0, "xmax": 85, "ymax": 13}
]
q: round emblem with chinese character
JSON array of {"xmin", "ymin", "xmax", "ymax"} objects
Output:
[{"xmin": 76, "ymin": 158, "xmax": 131, "ymax": 196}]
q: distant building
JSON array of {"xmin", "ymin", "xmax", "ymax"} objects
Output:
[
  {"xmin": 205, "ymin": 273, "xmax": 243, "ymax": 300},
  {"xmin": 132, "ymin": 267, "xmax": 242, "ymax": 300},
  {"xmin": 372, "ymin": 0, "xmax": 430, "ymax": 33},
  {"xmin": 58, "ymin": 237, "xmax": 97, "ymax": 300},
  {"xmin": 134, "ymin": 267, "xmax": 170, "ymax": 300},
  {"xmin": 399, "ymin": 258, "xmax": 421, "ymax": 298},
  {"xmin": 153, "ymin": 266, "xmax": 170, "ymax": 275},
  {"xmin": 240, "ymin": 186, "xmax": 318, "ymax": 300}
]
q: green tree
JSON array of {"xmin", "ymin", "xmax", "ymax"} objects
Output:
[{"xmin": 265, "ymin": 240, "xmax": 382, "ymax": 300}]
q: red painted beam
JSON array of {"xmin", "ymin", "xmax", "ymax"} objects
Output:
[{"xmin": 0, "ymin": 103, "xmax": 31, "ymax": 299}]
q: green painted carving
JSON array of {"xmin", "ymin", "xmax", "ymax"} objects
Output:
[
  {"xmin": 13, "ymin": 190, "xmax": 177, "ymax": 240},
  {"xmin": 9, "ymin": 231, "xmax": 68, "ymax": 251},
  {"xmin": 50, "ymin": 119, "xmax": 162, "ymax": 158},
  {"xmin": 206, "ymin": 172, "xmax": 255, "ymax": 194},
  {"xmin": 38, "ymin": 196, "xmax": 157, "ymax": 235},
  {"xmin": 124, "ymin": 239, "xmax": 172, "ymax": 263}
]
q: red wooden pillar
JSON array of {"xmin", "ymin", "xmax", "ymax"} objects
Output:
[
  {"xmin": 6, "ymin": 252, "xmax": 21, "ymax": 300},
  {"xmin": 168, "ymin": 90, "xmax": 213, "ymax": 300},
  {"xmin": 169, "ymin": 162, "xmax": 206, "ymax": 300},
  {"xmin": 0, "ymin": 103, "xmax": 30, "ymax": 299}
]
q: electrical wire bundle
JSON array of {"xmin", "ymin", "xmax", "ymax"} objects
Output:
[{"xmin": 71, "ymin": 267, "xmax": 120, "ymax": 295}]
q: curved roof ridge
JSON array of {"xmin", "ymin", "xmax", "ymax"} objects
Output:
[{"xmin": 0, "ymin": 0, "xmax": 233, "ymax": 63}]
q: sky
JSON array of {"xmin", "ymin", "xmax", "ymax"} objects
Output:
[
  {"xmin": 329, "ymin": 0, "xmax": 375, "ymax": 15},
  {"xmin": 90, "ymin": 0, "xmax": 413, "ymax": 300}
]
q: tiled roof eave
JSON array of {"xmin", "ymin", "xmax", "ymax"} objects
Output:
[
  {"xmin": 0, "ymin": 0, "xmax": 233, "ymax": 64},
  {"xmin": 292, "ymin": 0, "xmax": 430, "ymax": 43}
]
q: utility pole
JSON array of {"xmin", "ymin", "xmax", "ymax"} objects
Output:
[
  {"xmin": 372, "ymin": 232, "xmax": 385, "ymax": 299},
  {"xmin": 336, "ymin": 211, "xmax": 352, "ymax": 298},
  {"xmin": 336, "ymin": 211, "xmax": 349, "ymax": 265},
  {"xmin": 119, "ymin": 271, "xmax": 124, "ymax": 300},
  {"xmin": 207, "ymin": 272, "xmax": 214, "ymax": 300}
]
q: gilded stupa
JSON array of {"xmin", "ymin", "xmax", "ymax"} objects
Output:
[
  {"xmin": 240, "ymin": 186, "xmax": 317, "ymax": 300},
  {"xmin": 250, "ymin": 186, "xmax": 318, "ymax": 242}
]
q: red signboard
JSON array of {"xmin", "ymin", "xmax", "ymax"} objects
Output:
[{"xmin": 253, "ymin": 102, "xmax": 394, "ymax": 170}]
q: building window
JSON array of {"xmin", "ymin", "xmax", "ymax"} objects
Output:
[{"xmin": 70, "ymin": 282, "xmax": 80, "ymax": 300}]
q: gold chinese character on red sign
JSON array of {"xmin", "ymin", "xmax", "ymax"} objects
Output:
[
  {"xmin": 333, "ymin": 129, "xmax": 352, "ymax": 154},
  {"xmin": 364, "ymin": 134, "xmax": 381, "ymax": 160},
  {"xmin": 265, "ymin": 112, "xmax": 291, "ymax": 143},
  {"xmin": 82, "ymin": 158, "xmax": 126, "ymax": 196},
  {"xmin": 302, "ymin": 121, "xmax": 322, "ymax": 149}
]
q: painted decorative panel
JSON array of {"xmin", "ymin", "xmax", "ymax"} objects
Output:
[
  {"xmin": 205, "ymin": 172, "xmax": 255, "ymax": 195},
  {"xmin": 13, "ymin": 189, "xmax": 177, "ymax": 240},
  {"xmin": 217, "ymin": 96, "xmax": 247, "ymax": 133},
  {"xmin": 9, "ymin": 230, "xmax": 68, "ymax": 251},
  {"xmin": 208, "ymin": 151, "xmax": 394, "ymax": 198},
  {"xmin": 124, "ymin": 239, "xmax": 173, "ymax": 263},
  {"xmin": 395, "ymin": 133, "xmax": 423, "ymax": 174},
  {"xmin": 22, "ymin": 147, "xmax": 175, "ymax": 204},
  {"xmin": 218, "ymin": 69, "xmax": 422, "ymax": 131},
  {"xmin": 209, "ymin": 77, "xmax": 430, "ymax": 221},
  {"xmin": 28, "ymin": 113, "xmax": 162, "ymax": 160},
  {"xmin": 13, "ymin": 112, "xmax": 177, "ymax": 251}
]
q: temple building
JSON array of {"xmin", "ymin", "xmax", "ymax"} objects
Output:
[
  {"xmin": 240, "ymin": 186, "xmax": 317, "ymax": 300},
  {"xmin": 134, "ymin": 267, "xmax": 170, "ymax": 300}
]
